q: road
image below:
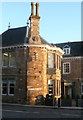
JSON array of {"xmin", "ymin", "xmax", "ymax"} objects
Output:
[{"xmin": 2, "ymin": 104, "xmax": 83, "ymax": 119}]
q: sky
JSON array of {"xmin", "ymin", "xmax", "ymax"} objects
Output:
[{"xmin": 0, "ymin": 1, "xmax": 81, "ymax": 43}]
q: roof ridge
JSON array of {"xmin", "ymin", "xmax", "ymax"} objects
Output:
[
  {"xmin": 53, "ymin": 41, "xmax": 82, "ymax": 44},
  {"xmin": 8, "ymin": 26, "xmax": 27, "ymax": 30},
  {"xmin": 2, "ymin": 26, "xmax": 27, "ymax": 34}
]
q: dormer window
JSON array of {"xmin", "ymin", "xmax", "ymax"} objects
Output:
[{"xmin": 63, "ymin": 45, "xmax": 70, "ymax": 55}]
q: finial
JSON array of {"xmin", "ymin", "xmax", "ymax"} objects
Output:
[{"xmin": 8, "ymin": 22, "xmax": 10, "ymax": 29}]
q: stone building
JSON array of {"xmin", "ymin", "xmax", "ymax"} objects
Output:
[
  {"xmin": 1, "ymin": 2, "xmax": 63, "ymax": 104},
  {"xmin": 54, "ymin": 41, "xmax": 83, "ymax": 99}
]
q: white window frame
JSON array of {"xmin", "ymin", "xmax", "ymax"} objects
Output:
[
  {"xmin": 2, "ymin": 53, "xmax": 9, "ymax": 67},
  {"xmin": 8, "ymin": 81, "xmax": 15, "ymax": 96},
  {"xmin": 9, "ymin": 52, "xmax": 16, "ymax": 67},
  {"xmin": 63, "ymin": 48, "xmax": 70, "ymax": 55},
  {"xmin": 2, "ymin": 52, "xmax": 16, "ymax": 68},
  {"xmin": 2, "ymin": 80, "xmax": 15, "ymax": 96},
  {"xmin": 48, "ymin": 79, "xmax": 54, "ymax": 96},
  {"xmin": 48, "ymin": 53, "xmax": 54, "ymax": 68},
  {"xmin": 81, "ymin": 83, "xmax": 83, "ymax": 94},
  {"xmin": 2, "ymin": 82, "xmax": 8, "ymax": 96},
  {"xmin": 63, "ymin": 62, "xmax": 70, "ymax": 74}
]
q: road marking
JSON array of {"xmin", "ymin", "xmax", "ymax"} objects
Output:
[
  {"xmin": 61, "ymin": 113, "xmax": 81, "ymax": 117},
  {"xmin": 3, "ymin": 109, "xmax": 40, "ymax": 114},
  {"xmin": 33, "ymin": 112, "xmax": 39, "ymax": 113}
]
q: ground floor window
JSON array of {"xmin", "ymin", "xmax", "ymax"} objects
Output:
[
  {"xmin": 2, "ymin": 82, "xmax": 7, "ymax": 95},
  {"xmin": 8, "ymin": 81, "xmax": 15, "ymax": 95},
  {"xmin": 81, "ymin": 82, "xmax": 83, "ymax": 94},
  {"xmin": 48, "ymin": 80, "xmax": 54, "ymax": 96},
  {"xmin": 2, "ymin": 80, "xmax": 15, "ymax": 96}
]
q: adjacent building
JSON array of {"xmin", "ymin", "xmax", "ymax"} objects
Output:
[
  {"xmin": 1, "ymin": 2, "xmax": 63, "ymax": 104},
  {"xmin": 54, "ymin": 41, "xmax": 83, "ymax": 99}
]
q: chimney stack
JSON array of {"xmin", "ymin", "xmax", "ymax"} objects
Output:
[{"xmin": 31, "ymin": 2, "xmax": 40, "ymax": 16}]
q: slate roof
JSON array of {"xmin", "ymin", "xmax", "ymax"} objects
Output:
[
  {"xmin": 53, "ymin": 41, "xmax": 83, "ymax": 57},
  {"xmin": 1, "ymin": 26, "xmax": 27, "ymax": 47},
  {"xmin": 1, "ymin": 26, "xmax": 52, "ymax": 47}
]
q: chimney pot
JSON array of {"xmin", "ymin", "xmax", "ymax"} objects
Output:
[
  {"xmin": 31, "ymin": 2, "xmax": 34, "ymax": 16},
  {"xmin": 36, "ymin": 3, "xmax": 39, "ymax": 16}
]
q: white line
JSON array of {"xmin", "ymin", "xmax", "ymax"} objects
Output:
[
  {"xmin": 61, "ymin": 113, "xmax": 81, "ymax": 117},
  {"xmin": 3, "ymin": 109, "xmax": 34, "ymax": 114}
]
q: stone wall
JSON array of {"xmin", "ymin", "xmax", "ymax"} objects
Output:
[{"xmin": 2, "ymin": 48, "xmax": 27, "ymax": 103}]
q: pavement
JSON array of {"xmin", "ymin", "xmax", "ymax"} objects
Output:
[{"xmin": 2, "ymin": 103, "xmax": 83, "ymax": 110}]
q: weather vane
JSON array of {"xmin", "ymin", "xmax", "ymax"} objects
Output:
[{"xmin": 8, "ymin": 22, "xmax": 10, "ymax": 29}]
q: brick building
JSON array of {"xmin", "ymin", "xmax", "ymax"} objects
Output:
[
  {"xmin": 1, "ymin": 2, "xmax": 63, "ymax": 104},
  {"xmin": 54, "ymin": 41, "xmax": 83, "ymax": 99}
]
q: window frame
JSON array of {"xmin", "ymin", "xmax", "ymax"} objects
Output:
[
  {"xmin": 2, "ymin": 82, "xmax": 8, "ymax": 96},
  {"xmin": 9, "ymin": 52, "xmax": 16, "ymax": 67},
  {"xmin": 48, "ymin": 79, "xmax": 54, "ymax": 96},
  {"xmin": 63, "ymin": 62, "xmax": 70, "ymax": 74},
  {"xmin": 2, "ymin": 52, "xmax": 16, "ymax": 68},
  {"xmin": 8, "ymin": 81, "xmax": 15, "ymax": 96},
  {"xmin": 2, "ymin": 52, "xmax": 9, "ymax": 67},
  {"xmin": 48, "ymin": 53, "xmax": 54, "ymax": 68},
  {"xmin": 63, "ymin": 48, "xmax": 70, "ymax": 55},
  {"xmin": 2, "ymin": 79, "xmax": 15, "ymax": 96},
  {"xmin": 81, "ymin": 82, "xmax": 83, "ymax": 94}
]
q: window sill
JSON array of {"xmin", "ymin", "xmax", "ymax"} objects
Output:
[
  {"xmin": 2, "ymin": 66, "xmax": 16, "ymax": 68},
  {"xmin": 47, "ymin": 68, "xmax": 56, "ymax": 69},
  {"xmin": 63, "ymin": 72, "xmax": 70, "ymax": 74},
  {"xmin": 2, "ymin": 94, "xmax": 7, "ymax": 96},
  {"xmin": 8, "ymin": 94, "xmax": 14, "ymax": 96}
]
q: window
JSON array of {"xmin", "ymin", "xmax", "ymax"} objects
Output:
[
  {"xmin": 2, "ymin": 82, "xmax": 7, "ymax": 95},
  {"xmin": 59, "ymin": 56, "xmax": 61, "ymax": 70},
  {"xmin": 63, "ymin": 48, "xmax": 70, "ymax": 55},
  {"xmin": 8, "ymin": 81, "xmax": 15, "ymax": 96},
  {"xmin": 63, "ymin": 45, "xmax": 70, "ymax": 55},
  {"xmin": 63, "ymin": 62, "xmax": 70, "ymax": 74},
  {"xmin": 34, "ymin": 52, "xmax": 37, "ymax": 61},
  {"xmin": 3, "ymin": 53, "xmax": 9, "ymax": 66},
  {"xmin": 2, "ymin": 80, "xmax": 15, "ymax": 96},
  {"xmin": 81, "ymin": 83, "xmax": 83, "ymax": 94},
  {"xmin": 56, "ymin": 55, "xmax": 61, "ymax": 69},
  {"xmin": 57, "ymin": 55, "xmax": 58, "ymax": 69},
  {"xmin": 3, "ymin": 52, "xmax": 16, "ymax": 67},
  {"xmin": 9, "ymin": 52, "xmax": 16, "ymax": 66},
  {"xmin": 48, "ymin": 80, "xmax": 54, "ymax": 95},
  {"xmin": 48, "ymin": 53, "xmax": 54, "ymax": 68}
]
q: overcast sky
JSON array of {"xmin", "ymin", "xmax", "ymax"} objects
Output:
[{"xmin": 0, "ymin": 2, "xmax": 81, "ymax": 43}]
